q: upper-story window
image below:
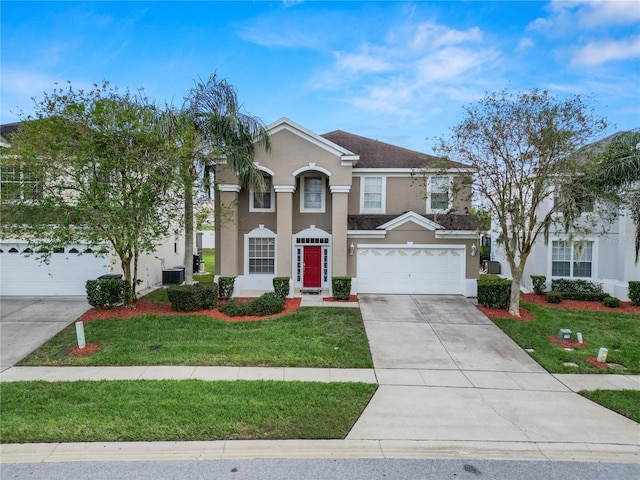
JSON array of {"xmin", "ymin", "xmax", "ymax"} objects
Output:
[
  {"xmin": 301, "ymin": 174, "xmax": 325, "ymax": 213},
  {"xmin": 0, "ymin": 164, "xmax": 41, "ymax": 202},
  {"xmin": 360, "ymin": 176, "xmax": 385, "ymax": 213},
  {"xmin": 427, "ymin": 176, "xmax": 451, "ymax": 213},
  {"xmin": 553, "ymin": 193, "xmax": 594, "ymax": 214},
  {"xmin": 250, "ymin": 173, "xmax": 275, "ymax": 212}
]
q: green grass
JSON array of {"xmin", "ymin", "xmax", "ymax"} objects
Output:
[
  {"xmin": 18, "ymin": 307, "xmax": 373, "ymax": 368},
  {"xmin": 580, "ymin": 390, "xmax": 640, "ymax": 423},
  {"xmin": 491, "ymin": 302, "xmax": 640, "ymax": 374},
  {"xmin": 0, "ymin": 380, "xmax": 377, "ymax": 443}
]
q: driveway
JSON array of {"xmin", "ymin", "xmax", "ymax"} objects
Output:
[
  {"xmin": 347, "ymin": 295, "xmax": 640, "ymax": 447},
  {"xmin": 0, "ymin": 297, "xmax": 91, "ymax": 372}
]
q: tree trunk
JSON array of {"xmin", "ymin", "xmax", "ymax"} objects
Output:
[
  {"xmin": 121, "ymin": 257, "xmax": 136, "ymax": 307},
  {"xmin": 184, "ymin": 169, "xmax": 195, "ymax": 284},
  {"xmin": 509, "ymin": 266, "xmax": 524, "ymax": 316}
]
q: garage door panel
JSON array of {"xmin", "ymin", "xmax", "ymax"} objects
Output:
[
  {"xmin": 1, "ymin": 248, "xmax": 111, "ymax": 296},
  {"xmin": 357, "ymin": 247, "xmax": 464, "ymax": 295}
]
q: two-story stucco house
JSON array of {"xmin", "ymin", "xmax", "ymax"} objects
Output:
[{"xmin": 214, "ymin": 118, "xmax": 480, "ymax": 297}]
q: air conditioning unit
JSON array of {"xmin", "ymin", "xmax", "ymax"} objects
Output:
[{"xmin": 486, "ymin": 261, "xmax": 501, "ymax": 274}]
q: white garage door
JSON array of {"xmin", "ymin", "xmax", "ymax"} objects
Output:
[
  {"xmin": 357, "ymin": 245, "xmax": 465, "ymax": 294},
  {"xmin": 0, "ymin": 244, "xmax": 111, "ymax": 296}
]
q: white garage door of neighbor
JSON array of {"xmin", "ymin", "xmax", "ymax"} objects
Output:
[
  {"xmin": 357, "ymin": 245, "xmax": 465, "ymax": 294},
  {"xmin": 0, "ymin": 246, "xmax": 111, "ymax": 296}
]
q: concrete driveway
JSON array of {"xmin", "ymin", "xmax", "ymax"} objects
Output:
[
  {"xmin": 348, "ymin": 295, "xmax": 640, "ymax": 449},
  {"xmin": 0, "ymin": 297, "xmax": 91, "ymax": 372}
]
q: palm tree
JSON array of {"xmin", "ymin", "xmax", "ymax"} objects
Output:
[{"xmin": 163, "ymin": 74, "xmax": 271, "ymax": 283}]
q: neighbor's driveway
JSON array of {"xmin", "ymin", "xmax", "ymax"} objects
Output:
[
  {"xmin": 0, "ymin": 297, "xmax": 91, "ymax": 372},
  {"xmin": 348, "ymin": 295, "xmax": 640, "ymax": 448}
]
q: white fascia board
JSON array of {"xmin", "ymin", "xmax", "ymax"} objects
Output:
[
  {"xmin": 417, "ymin": 167, "xmax": 477, "ymax": 174},
  {"xmin": 378, "ymin": 211, "xmax": 443, "ymax": 231},
  {"xmin": 218, "ymin": 184, "xmax": 241, "ymax": 193},
  {"xmin": 347, "ymin": 230, "xmax": 387, "ymax": 239},
  {"xmin": 266, "ymin": 118, "xmax": 359, "ymax": 160},
  {"xmin": 435, "ymin": 230, "xmax": 479, "ymax": 239},
  {"xmin": 353, "ymin": 168, "xmax": 415, "ymax": 175},
  {"xmin": 358, "ymin": 243, "xmax": 465, "ymax": 250}
]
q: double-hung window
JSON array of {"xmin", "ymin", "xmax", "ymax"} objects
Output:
[
  {"xmin": 551, "ymin": 240, "xmax": 593, "ymax": 278},
  {"xmin": 360, "ymin": 176, "xmax": 385, "ymax": 213},
  {"xmin": 250, "ymin": 174, "xmax": 275, "ymax": 212},
  {"xmin": 248, "ymin": 237, "xmax": 275, "ymax": 274},
  {"xmin": 301, "ymin": 175, "xmax": 325, "ymax": 212},
  {"xmin": 0, "ymin": 165, "xmax": 41, "ymax": 201},
  {"xmin": 428, "ymin": 176, "xmax": 451, "ymax": 212}
]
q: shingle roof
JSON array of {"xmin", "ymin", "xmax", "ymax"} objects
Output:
[
  {"xmin": 0, "ymin": 122, "xmax": 21, "ymax": 147},
  {"xmin": 321, "ymin": 130, "xmax": 469, "ymax": 169},
  {"xmin": 348, "ymin": 213, "xmax": 479, "ymax": 231}
]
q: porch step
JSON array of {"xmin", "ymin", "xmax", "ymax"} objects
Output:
[{"xmin": 300, "ymin": 289, "xmax": 322, "ymax": 295}]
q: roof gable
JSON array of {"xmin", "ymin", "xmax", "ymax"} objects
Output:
[
  {"xmin": 321, "ymin": 130, "xmax": 469, "ymax": 170},
  {"xmin": 377, "ymin": 211, "xmax": 443, "ymax": 231}
]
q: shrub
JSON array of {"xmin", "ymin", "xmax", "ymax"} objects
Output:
[
  {"xmin": 273, "ymin": 277, "xmax": 290, "ymax": 299},
  {"xmin": 603, "ymin": 296, "xmax": 620, "ymax": 308},
  {"xmin": 332, "ymin": 277, "xmax": 352, "ymax": 300},
  {"xmin": 550, "ymin": 278, "xmax": 603, "ymax": 294},
  {"xmin": 558, "ymin": 291, "xmax": 609, "ymax": 302},
  {"xmin": 546, "ymin": 291, "xmax": 562, "ymax": 304},
  {"xmin": 629, "ymin": 281, "xmax": 640, "ymax": 306},
  {"xmin": 167, "ymin": 283, "xmax": 218, "ymax": 311},
  {"xmin": 85, "ymin": 278, "xmax": 130, "ymax": 308},
  {"xmin": 217, "ymin": 277, "xmax": 236, "ymax": 300},
  {"xmin": 477, "ymin": 279, "xmax": 512, "ymax": 309},
  {"xmin": 219, "ymin": 292, "xmax": 285, "ymax": 317},
  {"xmin": 530, "ymin": 275, "xmax": 547, "ymax": 295}
]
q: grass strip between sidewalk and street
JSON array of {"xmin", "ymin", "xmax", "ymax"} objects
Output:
[
  {"xmin": 0, "ymin": 380, "xmax": 377, "ymax": 443},
  {"xmin": 579, "ymin": 390, "xmax": 640, "ymax": 423},
  {"xmin": 491, "ymin": 303, "xmax": 640, "ymax": 374},
  {"xmin": 18, "ymin": 308, "xmax": 373, "ymax": 368}
]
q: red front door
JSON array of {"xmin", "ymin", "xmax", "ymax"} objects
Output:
[{"xmin": 303, "ymin": 246, "xmax": 322, "ymax": 288}]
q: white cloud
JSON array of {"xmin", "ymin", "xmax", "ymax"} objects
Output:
[
  {"xmin": 517, "ymin": 37, "xmax": 534, "ymax": 52},
  {"xmin": 571, "ymin": 35, "xmax": 640, "ymax": 66},
  {"xmin": 529, "ymin": 0, "xmax": 640, "ymax": 33},
  {"xmin": 334, "ymin": 52, "xmax": 391, "ymax": 73},
  {"xmin": 410, "ymin": 21, "xmax": 483, "ymax": 49},
  {"xmin": 415, "ymin": 47, "xmax": 497, "ymax": 83}
]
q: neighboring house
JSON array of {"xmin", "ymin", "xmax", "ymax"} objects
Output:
[
  {"xmin": 490, "ymin": 133, "xmax": 640, "ymax": 301},
  {"xmin": 214, "ymin": 118, "xmax": 480, "ymax": 297},
  {"xmin": 0, "ymin": 122, "xmax": 186, "ymax": 296}
]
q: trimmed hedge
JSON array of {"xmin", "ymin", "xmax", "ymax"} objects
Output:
[
  {"xmin": 219, "ymin": 292, "xmax": 285, "ymax": 317},
  {"xmin": 550, "ymin": 278, "xmax": 603, "ymax": 294},
  {"xmin": 530, "ymin": 275, "xmax": 547, "ymax": 295},
  {"xmin": 86, "ymin": 278, "xmax": 130, "ymax": 308},
  {"xmin": 273, "ymin": 277, "xmax": 290, "ymax": 299},
  {"xmin": 332, "ymin": 277, "xmax": 352, "ymax": 300},
  {"xmin": 546, "ymin": 291, "xmax": 562, "ymax": 304},
  {"xmin": 557, "ymin": 291, "xmax": 609, "ymax": 302},
  {"xmin": 603, "ymin": 296, "xmax": 620, "ymax": 308},
  {"xmin": 217, "ymin": 277, "xmax": 236, "ymax": 300},
  {"xmin": 477, "ymin": 279, "xmax": 512, "ymax": 309},
  {"xmin": 167, "ymin": 283, "xmax": 218, "ymax": 311},
  {"xmin": 629, "ymin": 281, "xmax": 640, "ymax": 306}
]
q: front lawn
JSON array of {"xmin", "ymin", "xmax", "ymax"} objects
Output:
[
  {"xmin": 18, "ymin": 307, "xmax": 373, "ymax": 368},
  {"xmin": 491, "ymin": 303, "xmax": 640, "ymax": 374},
  {"xmin": 0, "ymin": 380, "xmax": 376, "ymax": 443},
  {"xmin": 579, "ymin": 390, "xmax": 640, "ymax": 423}
]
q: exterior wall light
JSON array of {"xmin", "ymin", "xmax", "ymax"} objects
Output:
[
  {"xmin": 349, "ymin": 243, "xmax": 355, "ymax": 256},
  {"xmin": 470, "ymin": 243, "xmax": 477, "ymax": 257}
]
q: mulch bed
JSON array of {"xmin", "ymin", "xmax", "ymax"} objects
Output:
[
  {"xmin": 323, "ymin": 295, "xmax": 359, "ymax": 302},
  {"xmin": 522, "ymin": 293, "xmax": 640, "ymax": 314},
  {"xmin": 585, "ymin": 357, "xmax": 608, "ymax": 369},
  {"xmin": 477, "ymin": 305, "xmax": 534, "ymax": 322},
  {"xmin": 68, "ymin": 343, "xmax": 101, "ymax": 357},
  {"xmin": 78, "ymin": 298, "xmax": 302, "ymax": 323},
  {"xmin": 548, "ymin": 336, "xmax": 590, "ymax": 349}
]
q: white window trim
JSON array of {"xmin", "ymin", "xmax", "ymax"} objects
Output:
[
  {"xmin": 426, "ymin": 176, "xmax": 453, "ymax": 214},
  {"xmin": 300, "ymin": 174, "xmax": 326, "ymax": 213},
  {"xmin": 244, "ymin": 225, "xmax": 277, "ymax": 276},
  {"xmin": 548, "ymin": 237, "xmax": 598, "ymax": 279},
  {"xmin": 359, "ymin": 176, "xmax": 386, "ymax": 214},
  {"xmin": 249, "ymin": 174, "xmax": 275, "ymax": 212}
]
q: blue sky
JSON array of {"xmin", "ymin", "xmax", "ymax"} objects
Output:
[{"xmin": 2, "ymin": 1, "xmax": 639, "ymax": 152}]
